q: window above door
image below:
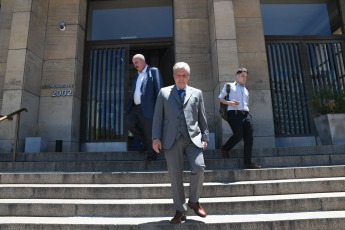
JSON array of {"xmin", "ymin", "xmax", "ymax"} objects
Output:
[
  {"xmin": 260, "ymin": 0, "xmax": 343, "ymax": 35},
  {"xmin": 87, "ymin": 0, "xmax": 173, "ymax": 41}
]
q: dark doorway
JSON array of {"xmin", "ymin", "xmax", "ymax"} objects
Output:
[
  {"xmin": 82, "ymin": 0, "xmax": 174, "ymax": 148},
  {"xmin": 127, "ymin": 43, "xmax": 175, "ymax": 150},
  {"xmin": 81, "ymin": 41, "xmax": 174, "ymax": 146}
]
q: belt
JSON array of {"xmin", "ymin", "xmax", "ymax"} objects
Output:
[{"xmin": 228, "ymin": 110, "xmax": 249, "ymax": 115}]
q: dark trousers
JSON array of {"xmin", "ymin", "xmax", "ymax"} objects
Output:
[
  {"xmin": 222, "ymin": 110, "xmax": 253, "ymax": 165},
  {"xmin": 125, "ymin": 105, "xmax": 156, "ymax": 158}
]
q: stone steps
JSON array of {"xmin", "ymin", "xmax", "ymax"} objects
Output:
[
  {"xmin": 0, "ymin": 146, "xmax": 344, "ymax": 228},
  {"xmin": 0, "ymin": 154, "xmax": 345, "ymax": 172},
  {"xmin": 1, "ymin": 165, "xmax": 345, "ymax": 183},
  {"xmin": 0, "ymin": 145, "xmax": 343, "ymax": 162},
  {"xmin": 1, "ymin": 211, "xmax": 345, "ymax": 230},
  {"xmin": 0, "ymin": 177, "xmax": 344, "ymax": 199},
  {"xmin": 0, "ymin": 192, "xmax": 345, "ymax": 217}
]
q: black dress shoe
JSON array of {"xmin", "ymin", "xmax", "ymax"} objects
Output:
[
  {"xmin": 170, "ymin": 211, "xmax": 186, "ymax": 224},
  {"xmin": 188, "ymin": 201, "xmax": 206, "ymax": 217},
  {"xmin": 144, "ymin": 156, "xmax": 157, "ymax": 163},
  {"xmin": 138, "ymin": 144, "xmax": 147, "ymax": 153},
  {"xmin": 221, "ymin": 149, "xmax": 229, "ymax": 158},
  {"xmin": 244, "ymin": 163, "xmax": 262, "ymax": 169}
]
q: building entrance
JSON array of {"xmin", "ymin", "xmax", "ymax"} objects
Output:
[
  {"xmin": 80, "ymin": 42, "xmax": 174, "ymax": 148},
  {"xmin": 81, "ymin": 0, "xmax": 174, "ymax": 150}
]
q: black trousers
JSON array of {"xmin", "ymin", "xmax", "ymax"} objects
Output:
[
  {"xmin": 222, "ymin": 110, "xmax": 253, "ymax": 165},
  {"xmin": 125, "ymin": 105, "xmax": 156, "ymax": 158}
]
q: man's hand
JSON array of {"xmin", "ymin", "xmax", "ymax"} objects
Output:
[
  {"xmin": 202, "ymin": 141, "xmax": 208, "ymax": 149},
  {"xmin": 229, "ymin": 99, "xmax": 240, "ymax": 108},
  {"xmin": 152, "ymin": 139, "xmax": 162, "ymax": 153}
]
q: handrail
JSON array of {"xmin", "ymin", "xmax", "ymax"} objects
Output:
[
  {"xmin": 0, "ymin": 108, "xmax": 28, "ymax": 162},
  {"xmin": 0, "ymin": 108, "xmax": 28, "ymax": 122}
]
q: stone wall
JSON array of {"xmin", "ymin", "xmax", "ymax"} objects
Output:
[
  {"xmin": 38, "ymin": 0, "xmax": 86, "ymax": 152},
  {"xmin": 233, "ymin": 0, "xmax": 275, "ymax": 148},
  {"xmin": 0, "ymin": 0, "xmax": 48, "ymax": 153},
  {"xmin": 0, "ymin": 0, "xmax": 13, "ymax": 112},
  {"xmin": 0, "ymin": 0, "xmax": 87, "ymax": 153},
  {"xmin": 173, "ymin": 0, "xmax": 218, "ymax": 148},
  {"xmin": 208, "ymin": 0, "xmax": 275, "ymax": 148}
]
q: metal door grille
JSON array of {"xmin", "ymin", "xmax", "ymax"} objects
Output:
[
  {"xmin": 82, "ymin": 46, "xmax": 129, "ymax": 141},
  {"xmin": 266, "ymin": 36, "xmax": 345, "ymax": 137},
  {"xmin": 266, "ymin": 42, "xmax": 311, "ymax": 136},
  {"xmin": 306, "ymin": 42, "xmax": 345, "ymax": 91}
]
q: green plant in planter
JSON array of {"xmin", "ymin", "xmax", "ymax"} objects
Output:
[{"xmin": 311, "ymin": 86, "xmax": 345, "ymax": 115}]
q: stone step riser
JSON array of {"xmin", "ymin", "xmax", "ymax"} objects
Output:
[
  {"xmin": 0, "ymin": 155, "xmax": 345, "ymax": 172},
  {"xmin": 1, "ymin": 166, "xmax": 345, "ymax": 184},
  {"xmin": 1, "ymin": 217, "xmax": 345, "ymax": 230},
  {"xmin": 1, "ymin": 145, "xmax": 343, "ymax": 162},
  {"xmin": 0, "ymin": 180, "xmax": 344, "ymax": 199},
  {"xmin": 0, "ymin": 196, "xmax": 344, "ymax": 217}
]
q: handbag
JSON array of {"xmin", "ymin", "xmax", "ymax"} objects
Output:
[{"xmin": 219, "ymin": 83, "xmax": 231, "ymax": 121}]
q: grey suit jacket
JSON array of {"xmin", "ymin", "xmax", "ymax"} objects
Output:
[{"xmin": 152, "ymin": 85, "xmax": 209, "ymax": 150}]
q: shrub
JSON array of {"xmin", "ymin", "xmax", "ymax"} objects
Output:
[{"xmin": 311, "ymin": 86, "xmax": 345, "ymax": 115}]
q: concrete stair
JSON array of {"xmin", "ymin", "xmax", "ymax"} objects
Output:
[{"xmin": 0, "ymin": 145, "xmax": 344, "ymax": 229}]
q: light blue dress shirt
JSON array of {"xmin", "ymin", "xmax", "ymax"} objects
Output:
[{"xmin": 218, "ymin": 81, "xmax": 249, "ymax": 111}]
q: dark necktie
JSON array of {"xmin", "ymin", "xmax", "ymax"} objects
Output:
[{"xmin": 178, "ymin": 90, "xmax": 185, "ymax": 99}]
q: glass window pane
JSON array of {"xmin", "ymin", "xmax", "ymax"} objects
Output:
[
  {"xmin": 261, "ymin": 0, "xmax": 342, "ymax": 35},
  {"xmin": 88, "ymin": 0, "xmax": 173, "ymax": 41}
]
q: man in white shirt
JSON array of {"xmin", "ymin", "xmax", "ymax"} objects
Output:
[
  {"xmin": 218, "ymin": 68, "xmax": 261, "ymax": 169},
  {"xmin": 126, "ymin": 54, "xmax": 163, "ymax": 162}
]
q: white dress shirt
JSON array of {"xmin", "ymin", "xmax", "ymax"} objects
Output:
[
  {"xmin": 218, "ymin": 81, "xmax": 249, "ymax": 111},
  {"xmin": 134, "ymin": 65, "xmax": 148, "ymax": 105}
]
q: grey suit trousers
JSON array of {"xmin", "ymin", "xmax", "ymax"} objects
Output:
[{"xmin": 164, "ymin": 135, "xmax": 205, "ymax": 213}]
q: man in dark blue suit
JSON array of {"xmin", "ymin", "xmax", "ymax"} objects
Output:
[{"xmin": 126, "ymin": 54, "xmax": 163, "ymax": 162}]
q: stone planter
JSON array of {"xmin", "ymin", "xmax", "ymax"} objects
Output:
[
  {"xmin": 314, "ymin": 114, "xmax": 345, "ymax": 145},
  {"xmin": 25, "ymin": 137, "xmax": 48, "ymax": 153}
]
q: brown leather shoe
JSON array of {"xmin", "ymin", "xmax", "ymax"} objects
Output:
[
  {"xmin": 170, "ymin": 211, "xmax": 186, "ymax": 224},
  {"xmin": 244, "ymin": 163, "xmax": 262, "ymax": 169},
  {"xmin": 188, "ymin": 201, "xmax": 206, "ymax": 218}
]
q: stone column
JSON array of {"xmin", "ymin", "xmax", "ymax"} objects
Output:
[
  {"xmin": 208, "ymin": 0, "xmax": 240, "ymax": 147},
  {"xmin": 233, "ymin": 0, "xmax": 275, "ymax": 148},
  {"xmin": 174, "ymin": 0, "xmax": 215, "ymax": 147},
  {"xmin": 0, "ymin": 0, "xmax": 48, "ymax": 153},
  {"xmin": 39, "ymin": 0, "xmax": 86, "ymax": 152},
  {"xmin": 339, "ymin": 0, "xmax": 345, "ymax": 26},
  {"xmin": 0, "ymin": 0, "xmax": 14, "ymax": 111}
]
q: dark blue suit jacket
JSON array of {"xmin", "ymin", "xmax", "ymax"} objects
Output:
[{"xmin": 127, "ymin": 65, "xmax": 163, "ymax": 118}]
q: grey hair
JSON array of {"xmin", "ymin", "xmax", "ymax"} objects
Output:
[
  {"xmin": 173, "ymin": 62, "xmax": 190, "ymax": 75},
  {"xmin": 133, "ymin": 54, "xmax": 145, "ymax": 61}
]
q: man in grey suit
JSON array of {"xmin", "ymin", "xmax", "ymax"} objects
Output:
[{"xmin": 152, "ymin": 62, "xmax": 209, "ymax": 224}]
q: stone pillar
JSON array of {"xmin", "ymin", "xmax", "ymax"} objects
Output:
[
  {"xmin": 0, "ymin": 0, "xmax": 48, "ymax": 153},
  {"xmin": 208, "ymin": 0, "xmax": 239, "ymax": 147},
  {"xmin": 39, "ymin": 0, "xmax": 86, "ymax": 152},
  {"xmin": 173, "ymin": 0, "xmax": 215, "ymax": 145},
  {"xmin": 0, "ymin": 0, "xmax": 14, "ymax": 111},
  {"xmin": 339, "ymin": 0, "xmax": 345, "ymax": 26},
  {"xmin": 233, "ymin": 0, "xmax": 275, "ymax": 148}
]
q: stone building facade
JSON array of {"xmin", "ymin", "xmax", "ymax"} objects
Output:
[{"xmin": 0, "ymin": 0, "xmax": 344, "ymax": 153}]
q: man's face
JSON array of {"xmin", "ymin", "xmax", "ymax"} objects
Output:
[
  {"xmin": 173, "ymin": 68, "xmax": 190, "ymax": 90},
  {"xmin": 236, "ymin": 72, "xmax": 248, "ymax": 85},
  {"xmin": 132, "ymin": 57, "xmax": 146, "ymax": 72}
]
